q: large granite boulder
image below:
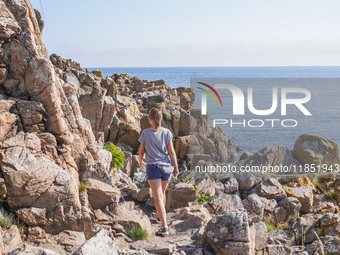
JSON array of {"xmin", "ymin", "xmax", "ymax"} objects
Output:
[
  {"xmin": 204, "ymin": 193, "xmax": 243, "ymax": 215},
  {"xmin": 242, "ymin": 193, "xmax": 266, "ymax": 215},
  {"xmin": 73, "ymin": 229, "xmax": 119, "ymax": 255},
  {"xmin": 103, "ymin": 201, "xmax": 152, "ymax": 233},
  {"xmin": 195, "ymin": 177, "xmax": 216, "ymax": 196},
  {"xmin": 282, "ymin": 183, "xmax": 314, "ymax": 213},
  {"xmin": 245, "ymin": 144, "xmax": 299, "ymax": 167},
  {"xmin": 278, "ymin": 197, "xmax": 302, "ymax": 221},
  {"xmin": 236, "ymin": 173, "xmax": 262, "ymax": 191},
  {"xmin": 204, "ymin": 210, "xmax": 252, "ymax": 255},
  {"xmin": 293, "ymin": 134, "xmax": 340, "ymax": 165},
  {"xmin": 255, "ymin": 178, "xmax": 287, "ymax": 201},
  {"xmin": 1, "ymin": 146, "xmax": 80, "ymax": 210},
  {"xmin": 173, "ymin": 205, "xmax": 211, "ymax": 230},
  {"xmin": 312, "ymin": 193, "xmax": 337, "ymax": 214},
  {"xmin": 1, "ymin": 225, "xmax": 23, "ymax": 254},
  {"xmin": 166, "ymin": 183, "xmax": 197, "ymax": 210},
  {"xmin": 222, "ymin": 177, "xmax": 239, "ymax": 194},
  {"xmin": 84, "ymin": 178, "xmax": 121, "ymax": 210},
  {"xmin": 267, "ymin": 229, "xmax": 297, "ymax": 246},
  {"xmin": 0, "ymin": 132, "xmax": 95, "ymax": 235}
]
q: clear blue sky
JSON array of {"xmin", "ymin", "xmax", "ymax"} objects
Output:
[{"xmin": 31, "ymin": 0, "xmax": 340, "ymax": 67}]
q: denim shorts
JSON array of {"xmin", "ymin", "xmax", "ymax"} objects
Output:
[{"xmin": 146, "ymin": 164, "xmax": 172, "ymax": 181}]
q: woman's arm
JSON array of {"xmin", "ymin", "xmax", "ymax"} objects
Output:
[
  {"xmin": 139, "ymin": 143, "xmax": 146, "ymax": 169},
  {"xmin": 168, "ymin": 140, "xmax": 179, "ymax": 178}
]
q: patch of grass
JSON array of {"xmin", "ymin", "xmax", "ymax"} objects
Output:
[
  {"xmin": 197, "ymin": 193, "xmax": 215, "ymax": 205},
  {"xmin": 265, "ymin": 222, "xmax": 276, "ymax": 232},
  {"xmin": 314, "ymin": 182, "xmax": 322, "ymax": 189},
  {"xmin": 276, "ymin": 222, "xmax": 289, "ymax": 230},
  {"xmin": 16, "ymin": 218, "xmax": 26, "ymax": 235},
  {"xmin": 264, "ymin": 221, "xmax": 289, "ymax": 232},
  {"xmin": 0, "ymin": 208, "xmax": 14, "ymax": 229},
  {"xmin": 125, "ymin": 223, "xmax": 148, "ymax": 241},
  {"xmin": 192, "ymin": 184, "xmax": 198, "ymax": 191},
  {"xmin": 79, "ymin": 182, "xmax": 87, "ymax": 192},
  {"xmin": 324, "ymin": 191, "xmax": 336, "ymax": 199},
  {"xmin": 314, "ymin": 178, "xmax": 336, "ymax": 200}
]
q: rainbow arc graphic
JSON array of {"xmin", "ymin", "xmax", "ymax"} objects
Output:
[{"xmin": 197, "ymin": 82, "xmax": 222, "ymax": 106}]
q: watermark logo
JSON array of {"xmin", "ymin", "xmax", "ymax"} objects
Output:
[
  {"xmin": 194, "ymin": 79, "xmax": 314, "ymax": 129},
  {"xmin": 199, "ymin": 82, "xmax": 312, "ymax": 117},
  {"xmin": 197, "ymin": 82, "xmax": 222, "ymax": 115}
]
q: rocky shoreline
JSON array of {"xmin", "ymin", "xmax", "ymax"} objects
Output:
[{"xmin": 1, "ymin": 1, "xmax": 340, "ymax": 254}]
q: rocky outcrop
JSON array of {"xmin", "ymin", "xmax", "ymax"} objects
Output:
[
  {"xmin": 50, "ymin": 53, "xmax": 82, "ymax": 72},
  {"xmin": 255, "ymin": 178, "xmax": 287, "ymax": 201},
  {"xmin": 243, "ymin": 144, "xmax": 299, "ymax": 167},
  {"xmin": 283, "ymin": 183, "xmax": 314, "ymax": 214},
  {"xmin": 204, "ymin": 193, "xmax": 243, "ymax": 215},
  {"xmin": 293, "ymin": 134, "xmax": 340, "ymax": 165},
  {"xmin": 73, "ymin": 229, "xmax": 119, "ymax": 255},
  {"xmin": 203, "ymin": 210, "xmax": 252, "ymax": 255},
  {"xmin": 305, "ymin": 235, "xmax": 340, "ymax": 255},
  {"xmin": 0, "ymin": 0, "xmax": 112, "ymax": 241},
  {"xmin": 0, "ymin": 225, "xmax": 23, "ymax": 254},
  {"xmin": 166, "ymin": 182, "xmax": 197, "ymax": 210}
]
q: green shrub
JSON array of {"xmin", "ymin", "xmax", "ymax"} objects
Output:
[
  {"xmin": 79, "ymin": 182, "xmax": 87, "ymax": 192},
  {"xmin": 0, "ymin": 208, "xmax": 14, "ymax": 229},
  {"xmin": 125, "ymin": 223, "xmax": 148, "ymax": 241},
  {"xmin": 197, "ymin": 193, "xmax": 215, "ymax": 204},
  {"xmin": 192, "ymin": 184, "xmax": 198, "ymax": 191},
  {"xmin": 103, "ymin": 143, "xmax": 126, "ymax": 173}
]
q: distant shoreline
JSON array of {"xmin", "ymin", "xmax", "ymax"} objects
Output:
[{"xmin": 86, "ymin": 65, "xmax": 340, "ymax": 69}]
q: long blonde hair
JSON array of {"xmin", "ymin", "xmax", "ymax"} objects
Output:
[{"xmin": 148, "ymin": 107, "xmax": 162, "ymax": 131}]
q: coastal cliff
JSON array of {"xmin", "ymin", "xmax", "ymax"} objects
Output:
[{"xmin": 1, "ymin": 1, "xmax": 340, "ymax": 254}]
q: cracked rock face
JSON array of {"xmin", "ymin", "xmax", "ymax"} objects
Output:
[
  {"xmin": 0, "ymin": 0, "xmax": 113, "ymax": 238},
  {"xmin": 204, "ymin": 210, "xmax": 252, "ymax": 255},
  {"xmin": 0, "ymin": 133, "xmax": 88, "ymax": 234}
]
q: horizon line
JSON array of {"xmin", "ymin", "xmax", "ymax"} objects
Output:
[{"xmin": 84, "ymin": 65, "xmax": 340, "ymax": 69}]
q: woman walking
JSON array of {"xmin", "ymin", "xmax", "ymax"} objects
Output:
[{"xmin": 138, "ymin": 107, "xmax": 179, "ymax": 236}]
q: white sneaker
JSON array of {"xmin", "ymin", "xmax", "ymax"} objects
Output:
[{"xmin": 157, "ymin": 226, "xmax": 169, "ymax": 236}]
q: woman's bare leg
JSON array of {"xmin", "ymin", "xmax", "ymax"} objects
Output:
[
  {"xmin": 148, "ymin": 179, "xmax": 167, "ymax": 227},
  {"xmin": 161, "ymin": 179, "xmax": 170, "ymax": 207}
]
